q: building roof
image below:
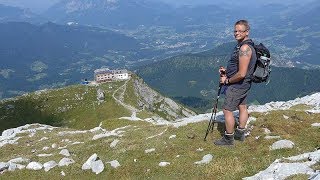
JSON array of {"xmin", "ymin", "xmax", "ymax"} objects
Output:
[
  {"xmin": 94, "ymin": 68, "xmax": 128, "ymax": 75},
  {"xmin": 94, "ymin": 68, "xmax": 111, "ymax": 75}
]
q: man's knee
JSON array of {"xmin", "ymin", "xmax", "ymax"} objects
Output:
[
  {"xmin": 238, "ymin": 104, "xmax": 247, "ymax": 112},
  {"xmin": 223, "ymin": 108, "xmax": 233, "ymax": 115}
]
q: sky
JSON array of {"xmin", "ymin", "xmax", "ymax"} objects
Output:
[{"xmin": 0, "ymin": 0, "xmax": 316, "ymax": 13}]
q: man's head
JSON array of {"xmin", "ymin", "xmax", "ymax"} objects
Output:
[{"xmin": 234, "ymin": 20, "xmax": 250, "ymax": 42}]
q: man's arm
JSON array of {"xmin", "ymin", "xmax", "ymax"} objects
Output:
[{"xmin": 228, "ymin": 44, "xmax": 252, "ymax": 83}]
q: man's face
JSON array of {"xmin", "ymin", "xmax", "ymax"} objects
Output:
[{"xmin": 234, "ymin": 24, "xmax": 249, "ymax": 41}]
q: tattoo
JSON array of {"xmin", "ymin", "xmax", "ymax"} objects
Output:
[{"xmin": 239, "ymin": 47, "xmax": 251, "ymax": 57}]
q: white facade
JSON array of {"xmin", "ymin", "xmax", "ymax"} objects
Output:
[
  {"xmin": 114, "ymin": 72, "xmax": 129, "ymax": 80},
  {"xmin": 94, "ymin": 68, "xmax": 130, "ymax": 83}
]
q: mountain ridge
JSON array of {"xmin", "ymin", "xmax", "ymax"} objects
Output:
[{"xmin": 0, "ymin": 74, "xmax": 196, "ymax": 133}]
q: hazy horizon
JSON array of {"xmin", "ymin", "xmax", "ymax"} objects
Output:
[
  {"xmin": 0, "ymin": 0, "xmax": 60, "ymax": 13},
  {"xmin": 0, "ymin": 0, "xmax": 316, "ymax": 13}
]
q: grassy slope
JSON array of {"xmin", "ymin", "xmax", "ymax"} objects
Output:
[
  {"xmin": 0, "ymin": 108, "xmax": 319, "ymax": 179},
  {"xmin": 0, "ymin": 74, "xmax": 191, "ymax": 134},
  {"xmin": 0, "ymin": 81, "xmax": 132, "ymax": 133}
]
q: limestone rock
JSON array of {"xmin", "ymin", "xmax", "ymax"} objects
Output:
[
  {"xmin": 108, "ymin": 160, "xmax": 120, "ymax": 168},
  {"xmin": 43, "ymin": 161, "xmax": 57, "ymax": 172},
  {"xmin": 0, "ymin": 162, "xmax": 9, "ymax": 172},
  {"xmin": 82, "ymin": 153, "xmax": 98, "ymax": 170},
  {"xmin": 91, "ymin": 160, "xmax": 104, "ymax": 174},
  {"xmin": 26, "ymin": 162, "xmax": 43, "ymax": 170},
  {"xmin": 270, "ymin": 140, "xmax": 295, "ymax": 150},
  {"xmin": 158, "ymin": 162, "xmax": 170, "ymax": 167},
  {"xmin": 8, "ymin": 157, "xmax": 29, "ymax": 164},
  {"xmin": 194, "ymin": 154, "xmax": 213, "ymax": 165},
  {"xmin": 58, "ymin": 158, "xmax": 75, "ymax": 167},
  {"xmin": 59, "ymin": 149, "xmax": 71, "ymax": 157},
  {"xmin": 110, "ymin": 139, "xmax": 120, "ymax": 148}
]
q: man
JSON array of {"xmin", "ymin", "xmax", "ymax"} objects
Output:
[{"xmin": 214, "ymin": 20, "xmax": 256, "ymax": 146}]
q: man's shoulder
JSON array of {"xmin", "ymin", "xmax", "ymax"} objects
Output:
[
  {"xmin": 239, "ymin": 44, "xmax": 252, "ymax": 52},
  {"xmin": 240, "ymin": 40, "xmax": 256, "ymax": 53}
]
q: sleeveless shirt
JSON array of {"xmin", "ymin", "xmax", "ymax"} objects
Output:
[{"xmin": 226, "ymin": 39, "xmax": 257, "ymax": 89}]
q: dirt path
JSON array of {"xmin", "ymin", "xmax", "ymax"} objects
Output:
[{"xmin": 112, "ymin": 80, "xmax": 139, "ymax": 116}]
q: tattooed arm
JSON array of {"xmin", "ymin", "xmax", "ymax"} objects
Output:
[{"xmin": 222, "ymin": 44, "xmax": 252, "ymax": 84}]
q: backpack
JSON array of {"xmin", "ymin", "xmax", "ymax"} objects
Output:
[
  {"xmin": 251, "ymin": 43, "xmax": 271, "ymax": 83},
  {"xmin": 243, "ymin": 40, "xmax": 271, "ymax": 83}
]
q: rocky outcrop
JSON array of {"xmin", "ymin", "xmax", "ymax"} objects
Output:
[
  {"xmin": 133, "ymin": 78, "xmax": 196, "ymax": 121},
  {"xmin": 248, "ymin": 92, "xmax": 320, "ymax": 113},
  {"xmin": 244, "ymin": 150, "xmax": 320, "ymax": 180}
]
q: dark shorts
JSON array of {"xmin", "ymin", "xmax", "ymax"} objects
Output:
[{"xmin": 223, "ymin": 85, "xmax": 250, "ymax": 111}]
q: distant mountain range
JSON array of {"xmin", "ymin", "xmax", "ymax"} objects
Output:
[
  {"xmin": 41, "ymin": 0, "xmax": 320, "ymax": 66},
  {"xmin": 0, "ymin": 0, "xmax": 319, "ymax": 66},
  {"xmin": 43, "ymin": 0, "xmax": 174, "ymax": 28}
]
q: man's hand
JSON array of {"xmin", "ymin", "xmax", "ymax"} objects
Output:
[
  {"xmin": 219, "ymin": 66, "xmax": 226, "ymax": 77},
  {"xmin": 219, "ymin": 66, "xmax": 227, "ymax": 84},
  {"xmin": 220, "ymin": 76, "xmax": 227, "ymax": 84}
]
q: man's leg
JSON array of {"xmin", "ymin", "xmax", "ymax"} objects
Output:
[
  {"xmin": 224, "ymin": 109, "xmax": 235, "ymax": 133},
  {"xmin": 238, "ymin": 104, "xmax": 248, "ymax": 128},
  {"xmin": 214, "ymin": 86, "xmax": 236, "ymax": 146},
  {"xmin": 214, "ymin": 109, "xmax": 235, "ymax": 146},
  {"xmin": 234, "ymin": 104, "xmax": 248, "ymax": 141}
]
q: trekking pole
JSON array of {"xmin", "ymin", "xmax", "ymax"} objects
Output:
[{"xmin": 204, "ymin": 83, "xmax": 223, "ymax": 141}]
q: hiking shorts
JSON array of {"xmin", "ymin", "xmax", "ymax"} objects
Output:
[{"xmin": 223, "ymin": 85, "xmax": 250, "ymax": 111}]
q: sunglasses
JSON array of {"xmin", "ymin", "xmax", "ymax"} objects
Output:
[{"xmin": 233, "ymin": 30, "xmax": 248, "ymax": 34}]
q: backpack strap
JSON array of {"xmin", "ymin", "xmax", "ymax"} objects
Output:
[{"xmin": 238, "ymin": 39, "xmax": 254, "ymax": 48}]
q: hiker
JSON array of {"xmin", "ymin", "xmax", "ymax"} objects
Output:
[{"xmin": 214, "ymin": 20, "xmax": 257, "ymax": 146}]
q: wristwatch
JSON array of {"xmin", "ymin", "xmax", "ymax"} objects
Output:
[{"xmin": 224, "ymin": 78, "xmax": 230, "ymax": 85}]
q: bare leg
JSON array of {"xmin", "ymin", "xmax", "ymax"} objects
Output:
[
  {"xmin": 238, "ymin": 104, "xmax": 248, "ymax": 128},
  {"xmin": 223, "ymin": 109, "xmax": 235, "ymax": 134},
  {"xmin": 214, "ymin": 108, "xmax": 235, "ymax": 146}
]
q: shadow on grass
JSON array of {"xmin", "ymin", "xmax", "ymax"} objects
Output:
[
  {"xmin": 0, "ymin": 97, "xmax": 63, "ymax": 134},
  {"xmin": 214, "ymin": 113, "xmax": 241, "ymax": 137},
  {"xmin": 216, "ymin": 122, "xmax": 226, "ymax": 136}
]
